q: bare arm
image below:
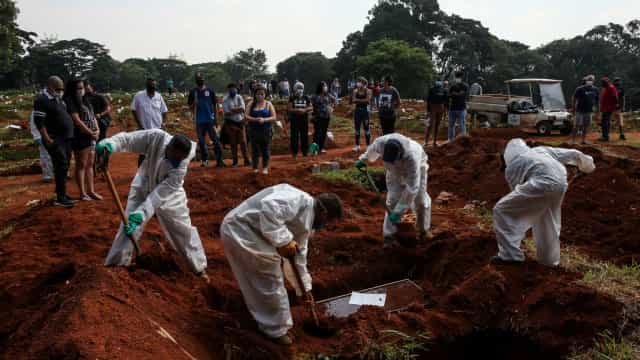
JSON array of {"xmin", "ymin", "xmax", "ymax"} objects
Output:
[
  {"xmin": 265, "ymin": 102, "xmax": 278, "ymax": 122},
  {"xmin": 71, "ymin": 112, "xmax": 95, "ymax": 136},
  {"xmin": 39, "ymin": 127, "xmax": 53, "ymax": 146}
]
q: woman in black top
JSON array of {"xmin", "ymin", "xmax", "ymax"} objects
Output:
[
  {"xmin": 64, "ymin": 79, "xmax": 102, "ymax": 201},
  {"xmin": 351, "ymin": 77, "xmax": 372, "ymax": 152},
  {"xmin": 311, "ymin": 81, "xmax": 335, "ymax": 154}
]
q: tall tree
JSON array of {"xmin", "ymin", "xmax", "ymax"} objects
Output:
[
  {"xmin": 224, "ymin": 48, "xmax": 268, "ymax": 81},
  {"xmin": 276, "ymin": 52, "xmax": 333, "ymax": 90},
  {"xmin": 0, "ymin": 0, "xmax": 36, "ymax": 87}
]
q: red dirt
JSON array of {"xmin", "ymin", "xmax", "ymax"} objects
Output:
[{"xmin": 0, "ymin": 129, "xmax": 632, "ymax": 358}]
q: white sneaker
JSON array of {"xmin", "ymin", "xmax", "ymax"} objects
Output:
[
  {"xmin": 262, "ymin": 168, "xmax": 269, "ymax": 175},
  {"xmin": 321, "ymin": 149, "xmax": 327, "ymax": 154},
  {"xmin": 352, "ymin": 145, "xmax": 360, "ymax": 153},
  {"xmin": 253, "ymin": 169, "xmax": 259, "ymax": 174}
]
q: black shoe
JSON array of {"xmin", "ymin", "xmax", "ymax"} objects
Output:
[
  {"xmin": 216, "ymin": 162, "xmax": 226, "ymax": 168},
  {"xmin": 490, "ymin": 255, "xmax": 523, "ymax": 266},
  {"xmin": 620, "ymin": 134, "xmax": 626, "ymax": 141},
  {"xmin": 244, "ymin": 160, "xmax": 252, "ymax": 167},
  {"xmin": 597, "ymin": 137, "xmax": 609, "ymax": 142},
  {"xmin": 63, "ymin": 195, "xmax": 79, "ymax": 204},
  {"xmin": 232, "ymin": 162, "xmax": 239, "ymax": 168},
  {"xmin": 54, "ymin": 198, "xmax": 75, "ymax": 208}
]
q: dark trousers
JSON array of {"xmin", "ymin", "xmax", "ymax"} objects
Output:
[
  {"xmin": 249, "ymin": 127, "xmax": 272, "ymax": 169},
  {"xmin": 426, "ymin": 111, "xmax": 445, "ymax": 146},
  {"xmin": 380, "ymin": 115, "xmax": 396, "ymax": 135},
  {"xmin": 45, "ymin": 138, "xmax": 72, "ymax": 200},
  {"xmin": 98, "ymin": 116, "xmax": 111, "ymax": 141},
  {"xmin": 601, "ymin": 112, "xmax": 612, "ymax": 140},
  {"xmin": 354, "ymin": 108, "xmax": 371, "ymax": 146},
  {"xmin": 290, "ymin": 116, "xmax": 309, "ymax": 156},
  {"xmin": 225, "ymin": 121, "xmax": 250, "ymax": 165},
  {"xmin": 312, "ymin": 117, "xmax": 330, "ymax": 152},
  {"xmin": 197, "ymin": 123, "xmax": 223, "ymax": 163}
]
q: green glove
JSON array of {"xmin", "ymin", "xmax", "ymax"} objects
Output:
[
  {"xmin": 355, "ymin": 160, "xmax": 366, "ymax": 169},
  {"xmin": 389, "ymin": 211, "xmax": 402, "ymax": 224},
  {"xmin": 125, "ymin": 212, "xmax": 143, "ymax": 235},
  {"xmin": 309, "ymin": 143, "xmax": 319, "ymax": 156},
  {"xmin": 96, "ymin": 141, "xmax": 114, "ymax": 156}
]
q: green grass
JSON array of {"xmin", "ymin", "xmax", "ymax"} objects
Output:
[
  {"xmin": 313, "ymin": 166, "xmax": 385, "ymax": 192},
  {"xmin": 0, "ymin": 145, "xmax": 39, "ymax": 162},
  {"xmin": 361, "ymin": 330, "xmax": 431, "ymax": 360},
  {"xmin": 569, "ymin": 331, "xmax": 640, "ymax": 360}
]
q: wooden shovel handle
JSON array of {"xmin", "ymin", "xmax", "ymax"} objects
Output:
[
  {"xmin": 104, "ymin": 169, "xmax": 141, "ymax": 256},
  {"xmin": 287, "ymin": 257, "xmax": 320, "ymax": 326}
]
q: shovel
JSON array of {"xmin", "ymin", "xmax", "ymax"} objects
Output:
[
  {"xmin": 357, "ymin": 166, "xmax": 392, "ymax": 214},
  {"xmin": 286, "ymin": 256, "xmax": 320, "ymax": 328},
  {"xmin": 98, "ymin": 153, "xmax": 141, "ymax": 257}
]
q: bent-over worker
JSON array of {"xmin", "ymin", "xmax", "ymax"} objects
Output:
[
  {"xmin": 492, "ymin": 139, "xmax": 595, "ymax": 266},
  {"xmin": 220, "ymin": 184, "xmax": 343, "ymax": 345},
  {"xmin": 356, "ymin": 133, "xmax": 431, "ymax": 247},
  {"xmin": 96, "ymin": 129, "xmax": 207, "ymax": 274}
]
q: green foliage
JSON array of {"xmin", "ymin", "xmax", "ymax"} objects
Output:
[
  {"xmin": 362, "ymin": 330, "xmax": 431, "ymax": 360},
  {"xmin": 313, "ymin": 167, "xmax": 385, "ymax": 192},
  {"xmin": 356, "ymin": 40, "xmax": 434, "ymax": 98},
  {"xmin": 276, "ymin": 52, "xmax": 333, "ymax": 90},
  {"xmin": 223, "ymin": 48, "xmax": 268, "ymax": 80},
  {"xmin": 0, "ymin": 0, "xmax": 36, "ymax": 86},
  {"xmin": 569, "ymin": 331, "xmax": 640, "ymax": 360},
  {"xmin": 187, "ymin": 62, "xmax": 232, "ymax": 92}
]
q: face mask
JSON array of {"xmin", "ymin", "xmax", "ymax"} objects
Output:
[
  {"xmin": 55, "ymin": 90, "xmax": 64, "ymax": 99},
  {"xmin": 196, "ymin": 80, "xmax": 205, "ymax": 87},
  {"xmin": 586, "ymin": 81, "xmax": 594, "ymax": 86},
  {"xmin": 165, "ymin": 155, "xmax": 182, "ymax": 168},
  {"xmin": 296, "ymin": 89, "xmax": 304, "ymax": 95},
  {"xmin": 77, "ymin": 89, "xmax": 85, "ymax": 97},
  {"xmin": 454, "ymin": 78, "xmax": 462, "ymax": 84},
  {"xmin": 323, "ymin": 86, "xmax": 328, "ymax": 93},
  {"xmin": 256, "ymin": 94, "xmax": 265, "ymax": 101},
  {"xmin": 356, "ymin": 82, "xmax": 363, "ymax": 88},
  {"xmin": 146, "ymin": 85, "xmax": 156, "ymax": 92},
  {"xmin": 229, "ymin": 90, "xmax": 237, "ymax": 97}
]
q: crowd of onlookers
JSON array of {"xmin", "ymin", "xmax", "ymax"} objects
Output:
[{"xmin": 29, "ymin": 69, "xmax": 629, "ymax": 209}]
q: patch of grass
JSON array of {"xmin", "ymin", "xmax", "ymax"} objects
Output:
[
  {"xmin": 361, "ymin": 330, "xmax": 431, "ymax": 360},
  {"xmin": 569, "ymin": 330, "xmax": 640, "ymax": 360},
  {"xmin": 0, "ymin": 145, "xmax": 39, "ymax": 162},
  {"xmin": 313, "ymin": 166, "xmax": 385, "ymax": 192},
  {"xmin": 0, "ymin": 224, "xmax": 14, "ymax": 239},
  {"xmin": 462, "ymin": 201, "xmax": 493, "ymax": 231}
]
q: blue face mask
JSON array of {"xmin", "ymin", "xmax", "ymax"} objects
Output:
[
  {"xmin": 165, "ymin": 156, "xmax": 182, "ymax": 168},
  {"xmin": 229, "ymin": 90, "xmax": 237, "ymax": 98},
  {"xmin": 296, "ymin": 89, "xmax": 304, "ymax": 96}
]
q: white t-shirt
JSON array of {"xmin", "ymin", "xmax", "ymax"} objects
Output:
[{"xmin": 131, "ymin": 90, "xmax": 168, "ymax": 130}]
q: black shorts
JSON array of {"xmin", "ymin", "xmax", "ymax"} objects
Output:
[{"xmin": 72, "ymin": 134, "xmax": 95, "ymax": 151}]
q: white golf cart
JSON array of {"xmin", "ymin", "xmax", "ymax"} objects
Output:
[{"xmin": 468, "ymin": 78, "xmax": 573, "ymax": 135}]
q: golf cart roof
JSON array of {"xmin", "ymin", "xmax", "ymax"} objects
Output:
[{"xmin": 506, "ymin": 79, "xmax": 563, "ymax": 84}]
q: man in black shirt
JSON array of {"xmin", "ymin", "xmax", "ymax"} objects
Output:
[
  {"xmin": 378, "ymin": 76, "xmax": 401, "ymax": 135},
  {"xmin": 613, "ymin": 77, "xmax": 626, "ymax": 141},
  {"xmin": 86, "ymin": 83, "xmax": 112, "ymax": 141},
  {"xmin": 33, "ymin": 76, "xmax": 76, "ymax": 208},
  {"xmin": 447, "ymin": 71, "xmax": 469, "ymax": 141},
  {"xmin": 288, "ymin": 82, "xmax": 312, "ymax": 158}
]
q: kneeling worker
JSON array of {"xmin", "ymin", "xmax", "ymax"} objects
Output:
[
  {"xmin": 493, "ymin": 139, "xmax": 595, "ymax": 266},
  {"xmin": 96, "ymin": 129, "xmax": 207, "ymax": 275},
  {"xmin": 355, "ymin": 133, "xmax": 432, "ymax": 247},
  {"xmin": 220, "ymin": 184, "xmax": 343, "ymax": 345}
]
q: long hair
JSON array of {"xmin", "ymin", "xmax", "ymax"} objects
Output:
[
  {"xmin": 251, "ymin": 84, "xmax": 268, "ymax": 111},
  {"xmin": 316, "ymin": 81, "xmax": 327, "ymax": 95},
  {"xmin": 64, "ymin": 79, "xmax": 92, "ymax": 116}
]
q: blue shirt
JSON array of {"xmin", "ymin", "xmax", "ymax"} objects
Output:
[{"xmin": 188, "ymin": 87, "xmax": 217, "ymax": 125}]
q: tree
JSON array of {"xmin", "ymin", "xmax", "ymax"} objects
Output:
[
  {"xmin": 116, "ymin": 60, "xmax": 149, "ymax": 91},
  {"xmin": 276, "ymin": 52, "xmax": 333, "ymax": 90},
  {"xmin": 186, "ymin": 62, "xmax": 232, "ymax": 92},
  {"xmin": 356, "ymin": 40, "xmax": 434, "ymax": 98},
  {"xmin": 224, "ymin": 48, "xmax": 268, "ymax": 80},
  {"xmin": 0, "ymin": 0, "xmax": 36, "ymax": 87}
]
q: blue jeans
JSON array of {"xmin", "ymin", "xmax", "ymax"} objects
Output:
[
  {"xmin": 197, "ymin": 123, "xmax": 223, "ymax": 163},
  {"xmin": 448, "ymin": 110, "xmax": 467, "ymax": 141}
]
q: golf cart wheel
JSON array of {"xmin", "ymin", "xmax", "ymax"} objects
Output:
[
  {"xmin": 560, "ymin": 121, "xmax": 573, "ymax": 135},
  {"xmin": 536, "ymin": 121, "xmax": 552, "ymax": 136}
]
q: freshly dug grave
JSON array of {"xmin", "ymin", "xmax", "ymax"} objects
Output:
[{"xmin": 0, "ymin": 143, "xmax": 628, "ymax": 359}]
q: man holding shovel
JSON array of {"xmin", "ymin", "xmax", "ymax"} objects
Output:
[
  {"xmin": 96, "ymin": 129, "xmax": 207, "ymax": 275},
  {"xmin": 220, "ymin": 184, "xmax": 343, "ymax": 345},
  {"xmin": 355, "ymin": 133, "xmax": 432, "ymax": 248}
]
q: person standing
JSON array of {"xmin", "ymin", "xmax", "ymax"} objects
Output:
[
  {"xmin": 245, "ymin": 85, "xmax": 277, "ymax": 174},
  {"xmin": 310, "ymin": 81, "xmax": 334, "ymax": 155},
  {"xmin": 188, "ymin": 73, "xmax": 224, "ymax": 167},
  {"xmin": 351, "ymin": 77, "xmax": 372, "ymax": 152},
  {"xmin": 279, "ymin": 78, "xmax": 290, "ymax": 99},
  {"xmin": 470, "ymin": 77, "xmax": 484, "ymax": 96},
  {"xmin": 368, "ymin": 79, "xmax": 380, "ymax": 110},
  {"xmin": 447, "ymin": 71, "xmax": 469, "ymax": 141},
  {"xmin": 131, "ymin": 78, "xmax": 168, "ymax": 165},
  {"xmin": 613, "ymin": 77, "xmax": 626, "ymax": 141},
  {"xmin": 64, "ymin": 79, "xmax": 102, "ymax": 201},
  {"xmin": 378, "ymin": 76, "xmax": 401, "ymax": 135},
  {"xmin": 222, "ymin": 83, "xmax": 250, "ymax": 167},
  {"xmin": 425, "ymin": 81, "xmax": 449, "ymax": 147},
  {"xmin": 571, "ymin": 75, "xmax": 599, "ymax": 145},
  {"xmin": 29, "ymin": 109, "xmax": 54, "ymax": 182},
  {"xmin": 270, "ymin": 79, "xmax": 279, "ymax": 99},
  {"xmin": 86, "ymin": 83, "xmax": 112, "ymax": 141},
  {"xmin": 288, "ymin": 82, "xmax": 312, "ymax": 158},
  {"xmin": 330, "ymin": 78, "xmax": 341, "ymax": 103},
  {"xmin": 220, "ymin": 184, "xmax": 343, "ymax": 345},
  {"xmin": 97, "ymin": 130, "xmax": 207, "ymax": 276},
  {"xmin": 598, "ymin": 77, "xmax": 619, "ymax": 142}
]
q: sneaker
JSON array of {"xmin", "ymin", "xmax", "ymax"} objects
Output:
[
  {"xmin": 232, "ymin": 163, "xmax": 239, "ymax": 168},
  {"xmin": 262, "ymin": 168, "xmax": 269, "ymax": 175},
  {"xmin": 490, "ymin": 255, "xmax": 523, "ymax": 266},
  {"xmin": 597, "ymin": 137, "xmax": 609, "ymax": 142},
  {"xmin": 81, "ymin": 194, "xmax": 92, "ymax": 201},
  {"xmin": 43, "ymin": 177, "xmax": 53, "ymax": 183},
  {"xmin": 54, "ymin": 198, "xmax": 75, "ymax": 208},
  {"xmin": 352, "ymin": 145, "xmax": 360, "ymax": 153},
  {"xmin": 89, "ymin": 192, "xmax": 103, "ymax": 200},
  {"xmin": 63, "ymin": 195, "xmax": 79, "ymax": 204},
  {"xmin": 253, "ymin": 169, "xmax": 259, "ymax": 174},
  {"xmin": 321, "ymin": 149, "xmax": 327, "ymax": 154},
  {"xmin": 216, "ymin": 162, "xmax": 226, "ymax": 168},
  {"xmin": 244, "ymin": 160, "xmax": 252, "ymax": 167},
  {"xmin": 201, "ymin": 160, "xmax": 208, "ymax": 167},
  {"xmin": 383, "ymin": 236, "xmax": 396, "ymax": 249},
  {"xmin": 620, "ymin": 134, "xmax": 627, "ymax": 141}
]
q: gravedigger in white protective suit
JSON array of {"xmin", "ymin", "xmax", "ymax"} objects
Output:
[
  {"xmin": 96, "ymin": 129, "xmax": 207, "ymax": 274},
  {"xmin": 492, "ymin": 139, "xmax": 595, "ymax": 266},
  {"xmin": 220, "ymin": 184, "xmax": 343, "ymax": 345},
  {"xmin": 355, "ymin": 133, "xmax": 431, "ymax": 247}
]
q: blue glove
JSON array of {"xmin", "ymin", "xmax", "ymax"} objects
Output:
[
  {"xmin": 355, "ymin": 160, "xmax": 366, "ymax": 169},
  {"xmin": 389, "ymin": 211, "xmax": 402, "ymax": 224},
  {"xmin": 34, "ymin": 139, "xmax": 42, "ymax": 146},
  {"xmin": 96, "ymin": 141, "xmax": 114, "ymax": 156},
  {"xmin": 309, "ymin": 143, "xmax": 319, "ymax": 156},
  {"xmin": 125, "ymin": 212, "xmax": 143, "ymax": 235}
]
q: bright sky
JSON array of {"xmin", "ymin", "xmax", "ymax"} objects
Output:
[{"xmin": 16, "ymin": 0, "xmax": 640, "ymax": 70}]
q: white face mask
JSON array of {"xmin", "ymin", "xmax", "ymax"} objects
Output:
[
  {"xmin": 323, "ymin": 86, "xmax": 328, "ymax": 93},
  {"xmin": 454, "ymin": 78, "xmax": 462, "ymax": 84},
  {"xmin": 356, "ymin": 82, "xmax": 363, "ymax": 88},
  {"xmin": 55, "ymin": 90, "xmax": 64, "ymax": 99},
  {"xmin": 585, "ymin": 81, "xmax": 594, "ymax": 86},
  {"xmin": 256, "ymin": 94, "xmax": 265, "ymax": 101}
]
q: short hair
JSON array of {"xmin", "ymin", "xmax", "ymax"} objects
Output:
[
  {"xmin": 357, "ymin": 76, "xmax": 368, "ymax": 85},
  {"xmin": 316, "ymin": 193, "xmax": 344, "ymax": 220},
  {"xmin": 384, "ymin": 76, "xmax": 394, "ymax": 84},
  {"xmin": 169, "ymin": 134, "xmax": 192, "ymax": 154},
  {"xmin": 47, "ymin": 76, "xmax": 64, "ymax": 88},
  {"xmin": 195, "ymin": 72, "xmax": 204, "ymax": 80},
  {"xmin": 454, "ymin": 71, "xmax": 464, "ymax": 78},
  {"xmin": 227, "ymin": 82, "xmax": 237, "ymax": 89}
]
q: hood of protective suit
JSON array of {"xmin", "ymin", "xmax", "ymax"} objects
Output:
[{"xmin": 504, "ymin": 138, "xmax": 529, "ymax": 166}]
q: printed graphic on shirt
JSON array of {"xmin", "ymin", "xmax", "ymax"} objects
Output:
[
  {"xmin": 293, "ymin": 98, "xmax": 308, "ymax": 109},
  {"xmin": 380, "ymin": 93, "xmax": 393, "ymax": 109}
]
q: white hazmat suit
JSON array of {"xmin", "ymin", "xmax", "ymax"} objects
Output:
[
  {"xmin": 103, "ymin": 129, "xmax": 207, "ymax": 273},
  {"xmin": 359, "ymin": 134, "xmax": 431, "ymax": 238},
  {"xmin": 220, "ymin": 184, "xmax": 314, "ymax": 339},
  {"xmin": 29, "ymin": 111, "xmax": 53, "ymax": 181},
  {"xmin": 494, "ymin": 139, "xmax": 595, "ymax": 266}
]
